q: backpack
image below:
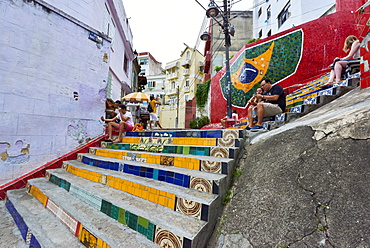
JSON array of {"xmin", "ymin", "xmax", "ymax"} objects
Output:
[{"xmin": 147, "ymin": 102, "xmax": 154, "ymax": 113}]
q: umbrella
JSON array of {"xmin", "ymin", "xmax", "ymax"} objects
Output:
[{"xmin": 122, "ymin": 92, "xmax": 150, "ymax": 102}]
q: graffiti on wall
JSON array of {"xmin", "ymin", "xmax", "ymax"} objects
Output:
[
  {"xmin": 219, "ymin": 29, "xmax": 303, "ymax": 108},
  {"xmin": 0, "ymin": 140, "xmax": 30, "ymax": 165}
]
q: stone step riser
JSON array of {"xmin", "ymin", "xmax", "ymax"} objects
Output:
[
  {"xmin": 119, "ymin": 136, "xmax": 243, "ymax": 148},
  {"xmin": 78, "ymin": 154, "xmax": 226, "ymax": 195},
  {"xmin": 89, "ymin": 147, "xmax": 234, "ymax": 175},
  {"xmin": 101, "ymin": 141, "xmax": 239, "ymax": 159},
  {"xmin": 124, "ymin": 129, "xmax": 244, "ymax": 140},
  {"xmin": 62, "ymin": 162, "xmax": 218, "ymax": 222}
]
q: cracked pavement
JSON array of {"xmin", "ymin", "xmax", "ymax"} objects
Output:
[{"xmin": 208, "ymin": 87, "xmax": 370, "ymax": 247}]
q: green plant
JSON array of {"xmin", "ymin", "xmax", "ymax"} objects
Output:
[
  {"xmin": 214, "ymin": 65, "xmax": 223, "ymax": 73},
  {"xmin": 195, "ymin": 79, "xmax": 210, "ymax": 109},
  {"xmin": 222, "ymin": 190, "xmax": 232, "ymax": 205},
  {"xmin": 189, "ymin": 116, "xmax": 210, "ymax": 129},
  {"xmin": 229, "ymin": 54, "xmax": 234, "ymax": 60},
  {"xmin": 246, "ymin": 38, "xmax": 260, "ymax": 44}
]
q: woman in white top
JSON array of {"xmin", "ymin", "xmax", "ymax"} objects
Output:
[{"xmin": 322, "ymin": 35, "xmax": 360, "ymax": 87}]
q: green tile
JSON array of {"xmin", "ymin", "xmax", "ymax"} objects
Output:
[
  {"xmin": 100, "ymin": 200, "xmax": 112, "ymax": 216},
  {"xmin": 138, "ymin": 216, "xmax": 149, "ymax": 228},
  {"xmin": 110, "ymin": 204, "xmax": 119, "ymax": 220},
  {"xmin": 183, "ymin": 146, "xmax": 190, "ymax": 155},
  {"xmin": 127, "ymin": 212, "xmax": 138, "ymax": 230},
  {"xmin": 118, "ymin": 208, "xmax": 126, "ymax": 225}
]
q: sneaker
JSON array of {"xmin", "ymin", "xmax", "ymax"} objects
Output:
[
  {"xmin": 250, "ymin": 125, "xmax": 263, "ymax": 131},
  {"xmin": 246, "ymin": 126, "xmax": 252, "ymax": 130}
]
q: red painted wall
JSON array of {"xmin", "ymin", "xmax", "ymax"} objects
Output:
[{"xmin": 209, "ymin": 1, "xmax": 364, "ymax": 123}]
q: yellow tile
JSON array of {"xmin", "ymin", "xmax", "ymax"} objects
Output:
[
  {"xmin": 142, "ymin": 190, "xmax": 149, "ymax": 200},
  {"xmin": 158, "ymin": 196, "xmax": 165, "ymax": 206},
  {"xmin": 168, "ymin": 199, "xmax": 175, "ymax": 210}
]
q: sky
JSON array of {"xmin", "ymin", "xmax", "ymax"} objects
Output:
[{"xmin": 124, "ymin": 0, "xmax": 253, "ymax": 65}]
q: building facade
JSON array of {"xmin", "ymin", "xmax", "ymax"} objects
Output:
[
  {"xmin": 137, "ymin": 52, "xmax": 163, "ymax": 77},
  {"xmin": 253, "ymin": 0, "xmax": 335, "ymax": 39},
  {"xmin": 161, "ymin": 46, "xmax": 205, "ymax": 128},
  {"xmin": 210, "ymin": 10, "xmax": 254, "ymax": 78}
]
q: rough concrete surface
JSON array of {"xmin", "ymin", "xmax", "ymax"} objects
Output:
[{"xmin": 209, "ymin": 87, "xmax": 370, "ymax": 247}]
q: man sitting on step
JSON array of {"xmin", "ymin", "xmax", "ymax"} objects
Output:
[{"xmin": 247, "ymin": 78, "xmax": 286, "ymax": 131}]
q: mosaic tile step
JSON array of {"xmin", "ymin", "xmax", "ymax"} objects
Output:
[
  {"xmin": 101, "ymin": 141, "xmax": 239, "ymax": 159},
  {"xmin": 26, "ymin": 178, "xmax": 158, "ymax": 248},
  {"xmin": 125, "ymin": 129, "xmax": 244, "ymax": 140},
  {"xmin": 44, "ymin": 169, "xmax": 212, "ymax": 248},
  {"xmin": 116, "ymin": 136, "xmax": 243, "ymax": 148},
  {"xmin": 89, "ymin": 147, "xmax": 234, "ymax": 175},
  {"xmin": 62, "ymin": 160, "xmax": 218, "ymax": 222},
  {"xmin": 78, "ymin": 153, "xmax": 227, "ymax": 195},
  {"xmin": 6, "ymin": 189, "xmax": 84, "ymax": 248},
  {"xmin": 0, "ymin": 201, "xmax": 27, "ymax": 248}
]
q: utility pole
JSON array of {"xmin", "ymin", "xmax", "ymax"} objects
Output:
[{"xmin": 175, "ymin": 86, "xmax": 179, "ymax": 128}]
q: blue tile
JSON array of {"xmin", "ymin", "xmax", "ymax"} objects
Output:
[
  {"xmin": 147, "ymin": 173, "xmax": 153, "ymax": 179},
  {"xmin": 123, "ymin": 164, "xmax": 129, "ymax": 173},
  {"xmin": 174, "ymin": 173, "xmax": 183, "ymax": 180},
  {"xmin": 166, "ymin": 171, "xmax": 174, "ymax": 177},
  {"xmin": 140, "ymin": 172, "xmax": 146, "ymax": 177},
  {"xmin": 158, "ymin": 175, "xmax": 165, "ymax": 181},
  {"xmin": 153, "ymin": 169, "xmax": 159, "ymax": 180},
  {"xmin": 146, "ymin": 168, "xmax": 153, "ymax": 173},
  {"xmin": 166, "ymin": 177, "xmax": 174, "ymax": 183},
  {"xmin": 173, "ymin": 179, "xmax": 183, "ymax": 186},
  {"xmin": 183, "ymin": 175, "xmax": 190, "ymax": 188},
  {"xmin": 158, "ymin": 170, "xmax": 166, "ymax": 176}
]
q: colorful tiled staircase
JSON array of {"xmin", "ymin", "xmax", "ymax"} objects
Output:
[{"xmin": 4, "ymin": 129, "xmax": 244, "ymax": 248}]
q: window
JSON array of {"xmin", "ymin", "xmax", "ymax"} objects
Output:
[
  {"xmin": 267, "ymin": 5, "xmax": 271, "ymax": 20},
  {"xmin": 139, "ymin": 59, "xmax": 148, "ymax": 65},
  {"xmin": 171, "ymin": 81, "xmax": 176, "ymax": 89},
  {"xmin": 258, "ymin": 29, "xmax": 262, "ymax": 38},
  {"xmin": 267, "ymin": 29, "xmax": 272, "ymax": 37},
  {"xmin": 278, "ymin": 1, "xmax": 291, "ymax": 28},
  {"xmin": 185, "ymin": 79, "xmax": 190, "ymax": 87},
  {"xmin": 140, "ymin": 69, "xmax": 146, "ymax": 75},
  {"xmin": 123, "ymin": 54, "xmax": 128, "ymax": 73},
  {"xmin": 186, "ymin": 51, "xmax": 190, "ymax": 60},
  {"xmin": 148, "ymin": 81, "xmax": 156, "ymax": 88},
  {"xmin": 258, "ymin": 7, "xmax": 262, "ymax": 17}
]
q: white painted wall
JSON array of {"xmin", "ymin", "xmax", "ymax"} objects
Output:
[
  {"xmin": 0, "ymin": 0, "xmax": 111, "ymax": 185},
  {"xmin": 41, "ymin": 0, "xmax": 134, "ymax": 101},
  {"xmin": 253, "ymin": 0, "xmax": 335, "ymax": 39}
]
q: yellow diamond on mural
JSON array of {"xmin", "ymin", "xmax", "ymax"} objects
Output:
[{"xmin": 231, "ymin": 42, "xmax": 275, "ymax": 93}]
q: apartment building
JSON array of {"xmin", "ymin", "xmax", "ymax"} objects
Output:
[
  {"xmin": 161, "ymin": 46, "xmax": 205, "ymax": 128},
  {"xmin": 253, "ymin": 0, "xmax": 335, "ymax": 39}
]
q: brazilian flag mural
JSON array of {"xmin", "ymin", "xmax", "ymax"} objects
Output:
[{"xmin": 220, "ymin": 29, "xmax": 303, "ymax": 108}]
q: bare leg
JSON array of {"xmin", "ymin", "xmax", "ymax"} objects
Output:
[
  {"xmin": 114, "ymin": 121, "xmax": 127, "ymax": 143},
  {"xmin": 156, "ymin": 121, "xmax": 163, "ymax": 129},
  {"xmin": 328, "ymin": 69, "xmax": 335, "ymax": 83},
  {"xmin": 334, "ymin": 61, "xmax": 347, "ymax": 83},
  {"xmin": 107, "ymin": 122, "xmax": 119, "ymax": 140},
  {"xmin": 247, "ymin": 106, "xmax": 254, "ymax": 127},
  {"xmin": 256, "ymin": 102, "xmax": 265, "ymax": 126}
]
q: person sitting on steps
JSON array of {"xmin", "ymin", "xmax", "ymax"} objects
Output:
[
  {"xmin": 221, "ymin": 109, "xmax": 239, "ymax": 129},
  {"xmin": 247, "ymin": 78, "xmax": 286, "ymax": 131},
  {"xmin": 321, "ymin": 35, "xmax": 360, "ymax": 88},
  {"xmin": 101, "ymin": 104, "xmax": 134, "ymax": 142}
]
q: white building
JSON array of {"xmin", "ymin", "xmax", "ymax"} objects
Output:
[
  {"xmin": 39, "ymin": 0, "xmax": 135, "ymax": 101},
  {"xmin": 253, "ymin": 0, "xmax": 335, "ymax": 39},
  {"xmin": 0, "ymin": 0, "xmax": 133, "ymax": 185},
  {"xmin": 137, "ymin": 52, "xmax": 163, "ymax": 77}
]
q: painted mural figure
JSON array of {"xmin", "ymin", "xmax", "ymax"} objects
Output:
[
  {"xmin": 321, "ymin": 35, "xmax": 361, "ymax": 88},
  {"xmin": 246, "ymin": 78, "xmax": 286, "ymax": 131}
]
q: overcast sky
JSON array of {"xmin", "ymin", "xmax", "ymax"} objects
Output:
[{"xmin": 124, "ymin": 0, "xmax": 253, "ymax": 65}]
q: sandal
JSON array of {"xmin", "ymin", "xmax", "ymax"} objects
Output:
[
  {"xmin": 112, "ymin": 138, "xmax": 121, "ymax": 143},
  {"xmin": 320, "ymin": 82, "xmax": 333, "ymax": 88},
  {"xmin": 104, "ymin": 138, "xmax": 114, "ymax": 142}
]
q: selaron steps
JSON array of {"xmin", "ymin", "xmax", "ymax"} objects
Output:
[{"xmin": 3, "ymin": 129, "xmax": 245, "ymax": 248}]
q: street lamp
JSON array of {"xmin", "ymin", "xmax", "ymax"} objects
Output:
[{"xmin": 200, "ymin": 0, "xmax": 233, "ymax": 118}]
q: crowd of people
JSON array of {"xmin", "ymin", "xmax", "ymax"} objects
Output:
[{"xmin": 102, "ymin": 95, "xmax": 162, "ymax": 142}]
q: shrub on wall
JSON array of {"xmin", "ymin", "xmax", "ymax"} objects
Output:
[
  {"xmin": 189, "ymin": 116, "xmax": 210, "ymax": 129},
  {"xmin": 196, "ymin": 79, "xmax": 210, "ymax": 108},
  {"xmin": 214, "ymin": 66, "xmax": 223, "ymax": 73}
]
